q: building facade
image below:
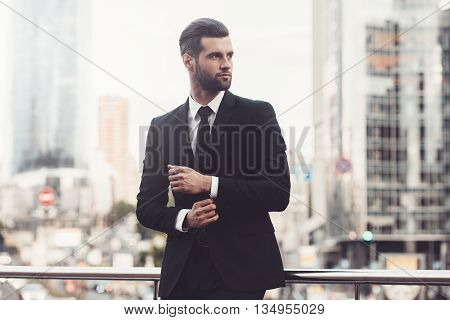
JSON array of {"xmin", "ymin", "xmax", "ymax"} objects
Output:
[
  {"xmin": 312, "ymin": 0, "xmax": 450, "ymax": 269},
  {"xmin": 11, "ymin": 0, "xmax": 89, "ymax": 174}
]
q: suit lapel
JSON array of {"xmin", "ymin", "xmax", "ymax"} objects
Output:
[
  {"xmin": 171, "ymin": 99, "xmax": 195, "ymax": 167},
  {"xmin": 212, "ymin": 90, "xmax": 237, "ymax": 128},
  {"xmin": 211, "ymin": 90, "xmax": 237, "ymax": 141},
  {"xmin": 170, "ymin": 91, "xmax": 237, "ymax": 167}
]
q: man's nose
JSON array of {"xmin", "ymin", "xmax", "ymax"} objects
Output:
[{"xmin": 221, "ymin": 58, "xmax": 232, "ymax": 70}]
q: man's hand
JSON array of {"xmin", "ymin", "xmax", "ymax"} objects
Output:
[
  {"xmin": 168, "ymin": 164, "xmax": 211, "ymax": 195},
  {"xmin": 184, "ymin": 199, "xmax": 219, "ymax": 230}
]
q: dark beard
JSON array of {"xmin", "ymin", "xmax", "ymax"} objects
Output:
[{"xmin": 194, "ymin": 64, "xmax": 232, "ymax": 92}]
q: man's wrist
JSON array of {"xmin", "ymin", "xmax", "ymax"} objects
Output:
[
  {"xmin": 202, "ymin": 175, "xmax": 212, "ymax": 193},
  {"xmin": 175, "ymin": 209, "xmax": 190, "ymax": 232},
  {"xmin": 210, "ymin": 176, "xmax": 218, "ymax": 198},
  {"xmin": 182, "ymin": 214, "xmax": 190, "ymax": 231}
]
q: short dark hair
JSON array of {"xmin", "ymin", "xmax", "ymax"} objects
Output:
[{"xmin": 179, "ymin": 18, "xmax": 229, "ymax": 58}]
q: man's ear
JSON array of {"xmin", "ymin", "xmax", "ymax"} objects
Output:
[{"xmin": 182, "ymin": 53, "xmax": 194, "ymax": 71}]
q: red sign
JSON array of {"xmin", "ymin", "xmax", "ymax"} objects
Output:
[
  {"xmin": 336, "ymin": 158, "xmax": 352, "ymax": 174},
  {"xmin": 37, "ymin": 187, "xmax": 56, "ymax": 207}
]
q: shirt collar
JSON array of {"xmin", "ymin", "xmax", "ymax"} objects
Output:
[{"xmin": 188, "ymin": 90, "xmax": 225, "ymax": 119}]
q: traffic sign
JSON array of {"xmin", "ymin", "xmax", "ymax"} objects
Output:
[
  {"xmin": 336, "ymin": 157, "xmax": 352, "ymax": 174},
  {"xmin": 37, "ymin": 187, "xmax": 56, "ymax": 207}
]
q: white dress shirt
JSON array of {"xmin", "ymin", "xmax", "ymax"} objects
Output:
[{"xmin": 174, "ymin": 91, "xmax": 225, "ymax": 232}]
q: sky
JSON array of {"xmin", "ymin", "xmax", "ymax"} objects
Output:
[
  {"xmin": 0, "ymin": 0, "xmax": 314, "ymax": 177},
  {"xmin": 0, "ymin": 2, "xmax": 13, "ymax": 179}
]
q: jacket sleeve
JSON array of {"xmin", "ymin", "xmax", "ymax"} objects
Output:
[
  {"xmin": 136, "ymin": 119, "xmax": 183, "ymax": 235},
  {"xmin": 215, "ymin": 103, "xmax": 291, "ymax": 213}
]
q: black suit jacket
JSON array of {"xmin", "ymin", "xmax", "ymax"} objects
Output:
[{"xmin": 136, "ymin": 90, "xmax": 291, "ymax": 298}]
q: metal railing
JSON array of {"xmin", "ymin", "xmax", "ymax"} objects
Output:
[{"xmin": 1, "ymin": 266, "xmax": 450, "ymax": 300}]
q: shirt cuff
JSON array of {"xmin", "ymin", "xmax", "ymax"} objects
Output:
[
  {"xmin": 210, "ymin": 176, "xmax": 219, "ymax": 198},
  {"xmin": 175, "ymin": 209, "xmax": 190, "ymax": 232}
]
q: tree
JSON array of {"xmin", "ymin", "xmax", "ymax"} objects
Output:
[
  {"xmin": 0, "ymin": 221, "xmax": 5, "ymax": 251},
  {"xmin": 107, "ymin": 201, "xmax": 135, "ymax": 226}
]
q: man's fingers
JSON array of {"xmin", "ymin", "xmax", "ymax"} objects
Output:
[
  {"xmin": 171, "ymin": 186, "xmax": 184, "ymax": 193},
  {"xmin": 201, "ymin": 210, "xmax": 217, "ymax": 219},
  {"xmin": 170, "ymin": 180, "xmax": 182, "ymax": 188},
  {"xmin": 194, "ymin": 198, "xmax": 215, "ymax": 207},
  {"xmin": 198, "ymin": 203, "xmax": 216, "ymax": 213},
  {"xmin": 167, "ymin": 164, "xmax": 181, "ymax": 175},
  {"xmin": 168, "ymin": 168, "xmax": 182, "ymax": 175},
  {"xmin": 168, "ymin": 174, "xmax": 183, "ymax": 182},
  {"xmin": 202, "ymin": 214, "xmax": 219, "ymax": 227},
  {"xmin": 168, "ymin": 165, "xmax": 188, "ymax": 175}
]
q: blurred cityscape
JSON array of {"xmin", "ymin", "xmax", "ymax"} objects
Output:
[{"xmin": 0, "ymin": 0, "xmax": 449, "ymax": 300}]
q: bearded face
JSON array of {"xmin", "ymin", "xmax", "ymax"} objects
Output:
[
  {"xmin": 191, "ymin": 36, "xmax": 233, "ymax": 92},
  {"xmin": 194, "ymin": 58, "xmax": 232, "ymax": 92}
]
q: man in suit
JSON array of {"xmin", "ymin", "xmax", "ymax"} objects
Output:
[{"xmin": 136, "ymin": 18, "xmax": 290, "ymax": 300}]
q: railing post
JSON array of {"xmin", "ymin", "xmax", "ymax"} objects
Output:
[
  {"xmin": 153, "ymin": 280, "xmax": 159, "ymax": 300},
  {"xmin": 354, "ymin": 284, "xmax": 360, "ymax": 300}
]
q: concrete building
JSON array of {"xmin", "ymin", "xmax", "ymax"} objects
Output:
[
  {"xmin": 311, "ymin": 0, "xmax": 450, "ymax": 269},
  {"xmin": 98, "ymin": 96, "xmax": 139, "ymax": 204},
  {"xmin": 10, "ymin": 0, "xmax": 90, "ymax": 174}
]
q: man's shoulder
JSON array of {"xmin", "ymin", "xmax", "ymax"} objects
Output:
[
  {"xmin": 233, "ymin": 93, "xmax": 276, "ymax": 119},
  {"xmin": 234, "ymin": 94, "xmax": 272, "ymax": 109}
]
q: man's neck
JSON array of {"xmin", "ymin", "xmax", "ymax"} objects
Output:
[{"xmin": 190, "ymin": 87, "xmax": 220, "ymax": 106}]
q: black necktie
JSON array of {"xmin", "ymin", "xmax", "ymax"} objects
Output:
[
  {"xmin": 194, "ymin": 106, "xmax": 214, "ymax": 247},
  {"xmin": 195, "ymin": 106, "xmax": 214, "ymax": 173}
]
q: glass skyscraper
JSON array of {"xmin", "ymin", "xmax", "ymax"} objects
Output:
[
  {"xmin": 11, "ymin": 0, "xmax": 86, "ymax": 173},
  {"xmin": 311, "ymin": 0, "xmax": 450, "ymax": 269}
]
